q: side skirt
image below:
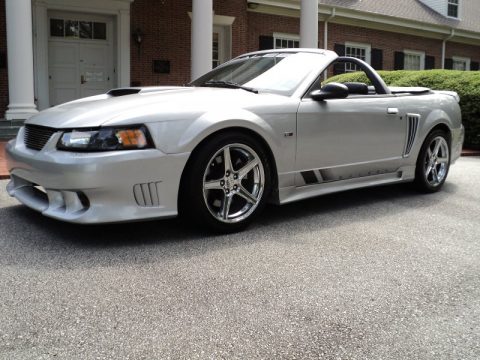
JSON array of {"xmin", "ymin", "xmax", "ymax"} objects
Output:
[{"xmin": 278, "ymin": 165, "xmax": 415, "ymax": 205}]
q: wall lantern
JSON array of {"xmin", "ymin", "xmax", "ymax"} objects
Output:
[{"xmin": 132, "ymin": 28, "xmax": 144, "ymax": 55}]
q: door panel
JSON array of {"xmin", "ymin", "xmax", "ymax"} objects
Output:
[
  {"xmin": 48, "ymin": 43, "xmax": 80, "ymax": 106},
  {"xmin": 80, "ymin": 44, "xmax": 111, "ymax": 98},
  {"xmin": 296, "ymin": 96, "xmax": 406, "ymax": 177},
  {"xmin": 47, "ymin": 12, "xmax": 114, "ymax": 107}
]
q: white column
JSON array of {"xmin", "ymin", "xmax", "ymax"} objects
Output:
[
  {"xmin": 300, "ymin": 0, "xmax": 319, "ymax": 48},
  {"xmin": 191, "ymin": 0, "xmax": 213, "ymax": 80},
  {"xmin": 5, "ymin": 0, "xmax": 38, "ymax": 120},
  {"xmin": 118, "ymin": 9, "xmax": 131, "ymax": 87},
  {"xmin": 34, "ymin": 1, "xmax": 49, "ymax": 111}
]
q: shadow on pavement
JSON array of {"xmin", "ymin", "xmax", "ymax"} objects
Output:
[{"xmin": 0, "ymin": 181, "xmax": 457, "ymax": 269}]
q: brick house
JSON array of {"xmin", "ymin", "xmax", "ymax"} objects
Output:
[{"xmin": 0, "ymin": 0, "xmax": 479, "ymax": 133}]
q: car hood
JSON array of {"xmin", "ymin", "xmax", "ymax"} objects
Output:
[{"xmin": 26, "ymin": 87, "xmax": 291, "ymax": 129}]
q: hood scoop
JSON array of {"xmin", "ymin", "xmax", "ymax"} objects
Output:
[
  {"xmin": 107, "ymin": 88, "xmax": 141, "ymax": 97},
  {"xmin": 107, "ymin": 86, "xmax": 186, "ymax": 97}
]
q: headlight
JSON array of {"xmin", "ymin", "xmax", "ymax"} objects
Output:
[{"xmin": 57, "ymin": 126, "xmax": 152, "ymax": 151}]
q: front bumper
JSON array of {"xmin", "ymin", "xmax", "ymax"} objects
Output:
[{"xmin": 5, "ymin": 127, "xmax": 190, "ymax": 223}]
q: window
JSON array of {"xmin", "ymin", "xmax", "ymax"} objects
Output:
[
  {"xmin": 273, "ymin": 33, "xmax": 300, "ymax": 49},
  {"xmin": 345, "ymin": 42, "xmax": 371, "ymax": 72},
  {"xmin": 212, "ymin": 32, "xmax": 220, "ymax": 68},
  {"xmin": 404, "ymin": 50, "xmax": 425, "ymax": 70},
  {"xmin": 50, "ymin": 18, "xmax": 107, "ymax": 40},
  {"xmin": 447, "ymin": 0, "xmax": 459, "ymax": 18},
  {"xmin": 452, "ymin": 56, "xmax": 470, "ymax": 71}
]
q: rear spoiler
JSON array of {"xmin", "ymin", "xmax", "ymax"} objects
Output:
[
  {"xmin": 389, "ymin": 87, "xmax": 432, "ymax": 94},
  {"xmin": 433, "ymin": 90, "xmax": 460, "ymax": 103}
]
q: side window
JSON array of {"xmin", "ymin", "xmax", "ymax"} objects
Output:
[{"xmin": 308, "ymin": 60, "xmax": 376, "ymax": 97}]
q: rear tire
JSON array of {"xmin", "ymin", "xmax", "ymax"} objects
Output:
[
  {"xmin": 414, "ymin": 129, "xmax": 451, "ymax": 193},
  {"xmin": 180, "ymin": 132, "xmax": 272, "ymax": 233}
]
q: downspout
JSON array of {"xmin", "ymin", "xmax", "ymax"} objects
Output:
[
  {"xmin": 324, "ymin": 8, "xmax": 336, "ymax": 80},
  {"xmin": 442, "ymin": 29, "xmax": 455, "ymax": 69},
  {"xmin": 323, "ymin": 7, "xmax": 336, "ymax": 51}
]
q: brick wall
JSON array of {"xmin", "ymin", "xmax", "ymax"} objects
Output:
[
  {"xmin": 1, "ymin": 1, "xmax": 480, "ymax": 113},
  {"xmin": 0, "ymin": 0, "xmax": 7, "ymax": 117},
  {"xmin": 446, "ymin": 41, "xmax": 480, "ymax": 65},
  {"xmin": 327, "ymin": 23, "xmax": 443, "ymax": 70},
  {"xmin": 245, "ymin": 13, "xmax": 480, "ymax": 71},
  {"xmin": 247, "ymin": 12, "xmax": 302, "ymax": 52},
  {"xmin": 130, "ymin": 0, "xmax": 248, "ymax": 87}
]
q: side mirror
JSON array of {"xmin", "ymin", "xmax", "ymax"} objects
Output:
[{"xmin": 310, "ymin": 82, "xmax": 349, "ymax": 101}]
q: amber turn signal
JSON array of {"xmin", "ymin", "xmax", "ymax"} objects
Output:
[{"xmin": 116, "ymin": 129, "xmax": 148, "ymax": 148}]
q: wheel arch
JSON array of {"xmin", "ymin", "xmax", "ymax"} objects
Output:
[
  {"xmin": 177, "ymin": 127, "xmax": 280, "ymax": 211},
  {"xmin": 426, "ymin": 122, "xmax": 452, "ymax": 147}
]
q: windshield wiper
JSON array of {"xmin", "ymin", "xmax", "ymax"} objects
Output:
[{"xmin": 201, "ymin": 80, "xmax": 258, "ymax": 94}]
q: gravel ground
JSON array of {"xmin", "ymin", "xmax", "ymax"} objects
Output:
[{"xmin": 0, "ymin": 158, "xmax": 479, "ymax": 359}]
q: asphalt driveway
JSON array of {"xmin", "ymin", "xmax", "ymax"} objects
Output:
[{"xmin": 0, "ymin": 158, "xmax": 479, "ymax": 359}]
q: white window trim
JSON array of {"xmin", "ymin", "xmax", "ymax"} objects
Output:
[
  {"xmin": 273, "ymin": 32, "xmax": 300, "ymax": 49},
  {"xmin": 446, "ymin": 0, "xmax": 461, "ymax": 20},
  {"xmin": 404, "ymin": 50, "xmax": 425, "ymax": 70},
  {"xmin": 273, "ymin": 32, "xmax": 300, "ymax": 42},
  {"xmin": 345, "ymin": 42, "xmax": 371, "ymax": 64},
  {"xmin": 452, "ymin": 56, "xmax": 471, "ymax": 71}
]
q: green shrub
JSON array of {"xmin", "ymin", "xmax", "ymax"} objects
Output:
[{"xmin": 327, "ymin": 70, "xmax": 480, "ymax": 148}]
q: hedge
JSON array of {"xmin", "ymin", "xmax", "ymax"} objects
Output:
[{"xmin": 326, "ymin": 70, "xmax": 480, "ymax": 148}]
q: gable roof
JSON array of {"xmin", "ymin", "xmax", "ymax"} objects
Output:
[{"xmin": 318, "ymin": 0, "xmax": 479, "ymax": 33}]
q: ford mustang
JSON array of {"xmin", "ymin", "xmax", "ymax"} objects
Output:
[{"xmin": 5, "ymin": 49, "xmax": 464, "ymax": 232}]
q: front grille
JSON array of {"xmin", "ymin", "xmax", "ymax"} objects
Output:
[{"xmin": 24, "ymin": 125, "xmax": 57, "ymax": 151}]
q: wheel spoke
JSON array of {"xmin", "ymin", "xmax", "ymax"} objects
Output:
[
  {"xmin": 237, "ymin": 185, "xmax": 258, "ymax": 204},
  {"xmin": 425, "ymin": 164, "xmax": 433, "ymax": 178},
  {"xmin": 427, "ymin": 147, "xmax": 432, "ymax": 158},
  {"xmin": 221, "ymin": 194, "xmax": 233, "ymax": 220},
  {"xmin": 433, "ymin": 139, "xmax": 442, "ymax": 157},
  {"xmin": 437, "ymin": 156, "xmax": 448, "ymax": 164},
  {"xmin": 432, "ymin": 167, "xmax": 439, "ymax": 183},
  {"xmin": 238, "ymin": 159, "xmax": 259, "ymax": 180},
  {"xmin": 204, "ymin": 179, "xmax": 223, "ymax": 190},
  {"xmin": 223, "ymin": 147, "xmax": 233, "ymax": 173}
]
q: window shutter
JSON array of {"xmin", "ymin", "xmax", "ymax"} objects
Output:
[
  {"xmin": 444, "ymin": 58, "xmax": 453, "ymax": 69},
  {"xmin": 425, "ymin": 55, "xmax": 435, "ymax": 70},
  {"xmin": 371, "ymin": 48, "xmax": 383, "ymax": 70},
  {"xmin": 333, "ymin": 44, "xmax": 346, "ymax": 75},
  {"xmin": 471, "ymin": 61, "xmax": 479, "ymax": 71},
  {"xmin": 259, "ymin": 36, "xmax": 274, "ymax": 50},
  {"xmin": 394, "ymin": 52, "xmax": 404, "ymax": 70},
  {"xmin": 0, "ymin": 52, "xmax": 6, "ymax": 69},
  {"xmin": 334, "ymin": 43, "xmax": 345, "ymax": 56}
]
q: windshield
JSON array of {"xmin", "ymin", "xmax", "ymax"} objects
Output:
[{"xmin": 190, "ymin": 52, "xmax": 328, "ymax": 96}]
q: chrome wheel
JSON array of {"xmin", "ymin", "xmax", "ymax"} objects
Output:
[
  {"xmin": 424, "ymin": 136, "xmax": 450, "ymax": 187},
  {"xmin": 202, "ymin": 143, "xmax": 265, "ymax": 224}
]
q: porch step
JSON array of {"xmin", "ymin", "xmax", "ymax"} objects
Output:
[{"xmin": 0, "ymin": 119, "xmax": 23, "ymax": 140}]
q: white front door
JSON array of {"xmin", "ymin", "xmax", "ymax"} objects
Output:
[{"xmin": 48, "ymin": 12, "xmax": 115, "ymax": 106}]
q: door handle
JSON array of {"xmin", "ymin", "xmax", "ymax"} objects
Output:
[
  {"xmin": 81, "ymin": 75, "xmax": 86, "ymax": 85},
  {"xmin": 387, "ymin": 108, "xmax": 399, "ymax": 115}
]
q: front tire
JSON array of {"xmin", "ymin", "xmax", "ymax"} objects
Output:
[
  {"xmin": 414, "ymin": 129, "xmax": 451, "ymax": 193},
  {"xmin": 180, "ymin": 132, "xmax": 272, "ymax": 233}
]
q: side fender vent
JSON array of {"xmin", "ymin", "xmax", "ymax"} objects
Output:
[
  {"xmin": 404, "ymin": 114, "xmax": 420, "ymax": 157},
  {"xmin": 133, "ymin": 182, "xmax": 162, "ymax": 207}
]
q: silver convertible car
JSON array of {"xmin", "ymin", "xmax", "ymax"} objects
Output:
[{"xmin": 6, "ymin": 49, "xmax": 464, "ymax": 232}]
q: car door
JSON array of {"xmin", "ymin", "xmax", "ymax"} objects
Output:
[{"xmin": 296, "ymin": 95, "xmax": 407, "ymax": 185}]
